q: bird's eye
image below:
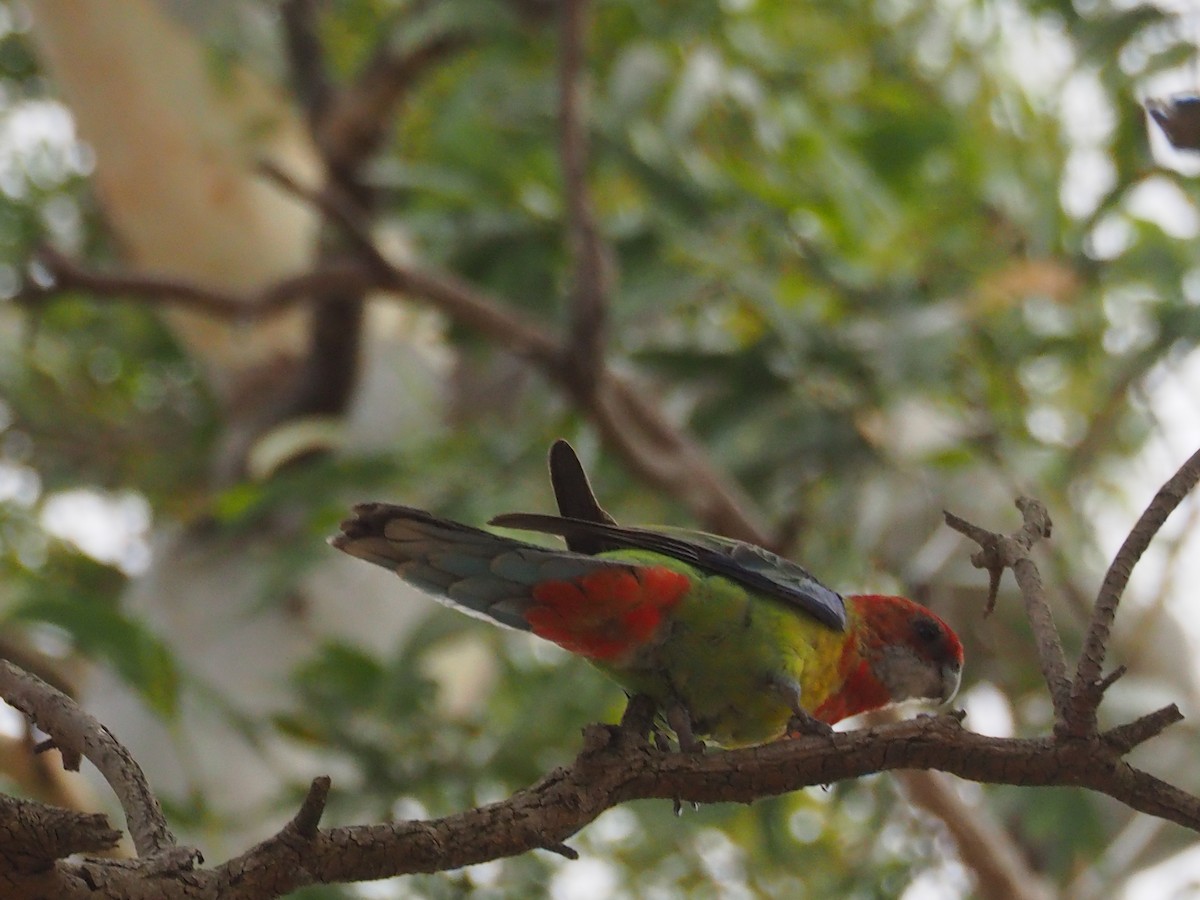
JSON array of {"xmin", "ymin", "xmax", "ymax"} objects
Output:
[{"xmin": 912, "ymin": 616, "xmax": 941, "ymax": 643}]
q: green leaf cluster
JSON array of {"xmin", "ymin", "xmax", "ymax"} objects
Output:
[{"xmin": 5, "ymin": 0, "xmax": 1200, "ymax": 895}]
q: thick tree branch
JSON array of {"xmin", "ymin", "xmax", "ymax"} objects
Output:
[
  {"xmin": 5, "ymin": 706, "xmax": 1196, "ymax": 898},
  {"xmin": 0, "ymin": 794, "xmax": 120, "ymax": 875}
]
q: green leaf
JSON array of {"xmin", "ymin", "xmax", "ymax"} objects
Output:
[{"xmin": 8, "ymin": 597, "xmax": 180, "ymax": 719}]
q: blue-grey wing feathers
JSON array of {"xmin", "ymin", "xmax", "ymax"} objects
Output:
[{"xmin": 489, "ymin": 512, "xmax": 846, "ymax": 631}]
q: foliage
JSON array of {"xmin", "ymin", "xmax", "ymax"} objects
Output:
[{"xmin": 3, "ymin": 0, "xmax": 1200, "ymax": 896}]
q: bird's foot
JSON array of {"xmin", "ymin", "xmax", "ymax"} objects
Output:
[
  {"xmin": 771, "ymin": 673, "xmax": 834, "ymax": 739},
  {"xmin": 666, "ymin": 703, "xmax": 706, "ymax": 754},
  {"xmin": 663, "ymin": 702, "xmax": 704, "ymax": 814},
  {"xmin": 786, "ymin": 709, "xmax": 835, "ymax": 739}
]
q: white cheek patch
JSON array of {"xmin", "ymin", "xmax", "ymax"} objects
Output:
[{"xmin": 878, "ymin": 645, "xmax": 945, "ymax": 701}]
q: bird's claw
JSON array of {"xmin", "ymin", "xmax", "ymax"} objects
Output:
[
  {"xmin": 786, "ymin": 711, "xmax": 834, "ymax": 739},
  {"xmin": 666, "ymin": 703, "xmax": 705, "ymax": 754}
]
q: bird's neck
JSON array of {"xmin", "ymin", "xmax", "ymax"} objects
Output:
[{"xmin": 811, "ymin": 595, "xmax": 890, "ymax": 724}]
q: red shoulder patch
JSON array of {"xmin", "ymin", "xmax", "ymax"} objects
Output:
[{"xmin": 526, "ymin": 566, "xmax": 689, "ymax": 661}]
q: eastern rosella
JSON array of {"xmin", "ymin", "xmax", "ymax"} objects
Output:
[{"xmin": 331, "ymin": 441, "xmax": 963, "ymax": 748}]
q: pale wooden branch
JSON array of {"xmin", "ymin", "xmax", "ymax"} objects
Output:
[
  {"xmin": 0, "ymin": 661, "xmax": 187, "ymax": 864},
  {"xmin": 945, "ymin": 498, "xmax": 1071, "ymax": 722}
]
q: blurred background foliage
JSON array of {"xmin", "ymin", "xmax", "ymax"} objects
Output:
[{"xmin": 2, "ymin": 0, "xmax": 1200, "ymax": 896}]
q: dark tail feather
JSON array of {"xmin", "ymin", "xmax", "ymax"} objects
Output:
[
  {"xmin": 548, "ymin": 439, "xmax": 619, "ymax": 552},
  {"xmin": 330, "ymin": 503, "xmax": 548, "ymax": 631},
  {"xmin": 331, "ymin": 502, "xmax": 649, "ymax": 632}
]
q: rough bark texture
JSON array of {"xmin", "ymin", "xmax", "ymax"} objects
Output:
[{"xmin": 0, "ymin": 703, "xmax": 1196, "ymax": 899}]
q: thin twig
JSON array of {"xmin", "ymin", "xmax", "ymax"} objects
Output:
[
  {"xmin": 321, "ymin": 31, "xmax": 474, "ymax": 169},
  {"xmin": 1103, "ymin": 704, "xmax": 1185, "ymax": 755},
  {"xmin": 257, "ymin": 162, "xmax": 394, "ymax": 275},
  {"xmin": 543, "ymin": 842, "xmax": 579, "ymax": 860},
  {"xmin": 25, "ymin": 245, "xmax": 371, "ymax": 320},
  {"xmin": 23, "ymin": 238, "xmax": 784, "ymax": 550},
  {"xmin": 1069, "ymin": 445, "xmax": 1200, "ymax": 736}
]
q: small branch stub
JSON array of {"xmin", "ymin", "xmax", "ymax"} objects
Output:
[{"xmin": 290, "ymin": 776, "xmax": 332, "ymax": 839}]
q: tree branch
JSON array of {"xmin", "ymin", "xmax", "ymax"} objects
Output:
[
  {"xmin": 272, "ymin": 8, "xmax": 372, "ymax": 451},
  {"xmin": 320, "ymin": 30, "xmax": 473, "ymax": 171},
  {"xmin": 4, "ymin": 473, "xmax": 1200, "ymax": 896},
  {"xmin": 256, "ymin": 163, "xmax": 394, "ymax": 274},
  {"xmin": 945, "ymin": 498, "xmax": 1071, "ymax": 722},
  {"xmin": 0, "ymin": 660, "xmax": 187, "ymax": 865},
  {"xmin": 558, "ymin": 0, "xmax": 611, "ymax": 398},
  {"xmin": 280, "ymin": 0, "xmax": 334, "ymax": 127},
  {"xmin": 1069, "ymin": 445, "xmax": 1200, "ymax": 735},
  {"xmin": 34, "ymin": 156, "xmax": 780, "ymax": 549},
  {"xmin": 24, "ymin": 245, "xmax": 371, "ymax": 320},
  {"xmin": 0, "ymin": 793, "xmax": 120, "ymax": 876},
  {"xmin": 3, "ymin": 708, "xmax": 1188, "ymax": 898}
]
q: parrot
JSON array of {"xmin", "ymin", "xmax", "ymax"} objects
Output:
[{"xmin": 330, "ymin": 440, "xmax": 963, "ymax": 749}]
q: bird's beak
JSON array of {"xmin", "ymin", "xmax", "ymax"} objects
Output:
[{"xmin": 940, "ymin": 663, "xmax": 962, "ymax": 706}]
